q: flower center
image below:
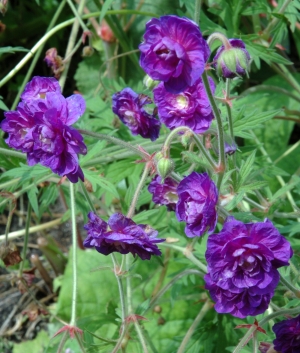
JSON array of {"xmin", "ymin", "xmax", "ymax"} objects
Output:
[
  {"xmin": 39, "ymin": 93, "xmax": 46, "ymax": 99},
  {"xmin": 165, "ymin": 191, "xmax": 178, "ymax": 203},
  {"xmin": 124, "ymin": 111, "xmax": 138, "ymax": 127},
  {"xmin": 176, "ymin": 94, "xmax": 189, "ymax": 109}
]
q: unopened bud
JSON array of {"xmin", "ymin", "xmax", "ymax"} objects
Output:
[
  {"xmin": 154, "ymin": 151, "xmax": 164, "ymax": 164},
  {"xmin": 153, "ymin": 305, "xmax": 162, "ymax": 314},
  {"xmin": 143, "ymin": 75, "xmax": 159, "ymax": 90},
  {"xmin": 157, "ymin": 157, "xmax": 174, "ymax": 180},
  {"xmin": 213, "ymin": 39, "xmax": 250, "ymax": 79},
  {"xmin": 0, "ymin": 0, "xmax": 8, "ymax": 15},
  {"xmin": 181, "ymin": 131, "xmax": 193, "ymax": 148},
  {"xmin": 82, "ymin": 46, "xmax": 94, "ymax": 57}
]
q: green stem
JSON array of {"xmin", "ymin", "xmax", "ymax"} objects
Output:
[
  {"xmin": 202, "ymin": 71, "xmax": 226, "ymax": 190},
  {"xmin": 274, "ymin": 140, "xmax": 300, "ymax": 165},
  {"xmin": 259, "ymin": 306, "xmax": 300, "ymax": 326},
  {"xmin": 270, "ymin": 63, "xmax": 300, "ymax": 95},
  {"xmin": 0, "ymin": 148, "xmax": 26, "ymax": 159},
  {"xmin": 162, "ymin": 126, "xmax": 217, "ymax": 170},
  {"xmin": 225, "ymin": 79, "xmax": 234, "ymax": 141},
  {"xmin": 243, "ymin": 196, "xmax": 266, "ymax": 211},
  {"xmin": 74, "ymin": 331, "xmax": 87, "ymax": 353},
  {"xmin": 133, "ymin": 320, "xmax": 149, "ymax": 353},
  {"xmin": 159, "ymin": 242, "xmax": 207, "ymax": 273},
  {"xmin": 232, "ymin": 325, "xmax": 257, "ymax": 353},
  {"xmin": 264, "ymin": 0, "xmax": 293, "ymax": 37},
  {"xmin": 194, "ymin": 0, "xmax": 202, "ymax": 24},
  {"xmin": 10, "ymin": 0, "xmax": 67, "ymax": 110},
  {"xmin": 60, "ymin": 0, "xmax": 86, "ymax": 91},
  {"xmin": 4, "ymin": 200, "xmax": 14, "ymax": 245},
  {"xmin": 79, "ymin": 130, "xmax": 148, "ymax": 159},
  {"xmin": 252, "ymin": 332, "xmax": 258, "ymax": 353},
  {"xmin": 0, "ymin": 178, "xmax": 20, "ymax": 190},
  {"xmin": 18, "ymin": 203, "xmax": 32, "ymax": 276},
  {"xmin": 0, "ymin": 10, "xmax": 158, "ymax": 88},
  {"xmin": 127, "ymin": 163, "xmax": 150, "ymax": 218},
  {"xmin": 66, "ymin": 0, "xmax": 89, "ymax": 32},
  {"xmin": 177, "ymin": 300, "xmax": 212, "ymax": 353},
  {"xmin": 280, "ymin": 275, "xmax": 300, "ymax": 298},
  {"xmin": 56, "ymin": 331, "xmax": 68, "ymax": 353},
  {"xmin": 69, "ymin": 182, "xmax": 78, "ymax": 327}
]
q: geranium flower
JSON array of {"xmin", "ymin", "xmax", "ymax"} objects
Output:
[
  {"xmin": 1, "ymin": 76, "xmax": 87, "ymax": 183},
  {"xmin": 83, "ymin": 212, "xmax": 165, "ymax": 260},
  {"xmin": 205, "ymin": 217, "xmax": 293, "ymax": 318},
  {"xmin": 176, "ymin": 172, "xmax": 218, "ymax": 237},
  {"xmin": 148, "ymin": 175, "xmax": 178, "ymax": 211},
  {"xmin": 273, "ymin": 315, "xmax": 300, "ymax": 353},
  {"xmin": 139, "ymin": 15, "xmax": 210, "ymax": 93},
  {"xmin": 153, "ymin": 77, "xmax": 215, "ymax": 133},
  {"xmin": 112, "ymin": 88, "xmax": 160, "ymax": 141}
]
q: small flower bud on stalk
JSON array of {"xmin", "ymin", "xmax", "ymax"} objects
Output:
[
  {"xmin": 82, "ymin": 46, "xmax": 94, "ymax": 57},
  {"xmin": 156, "ymin": 157, "xmax": 174, "ymax": 180}
]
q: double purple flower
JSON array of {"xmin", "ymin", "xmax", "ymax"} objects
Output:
[
  {"xmin": 153, "ymin": 77, "xmax": 215, "ymax": 133},
  {"xmin": 139, "ymin": 15, "xmax": 210, "ymax": 93},
  {"xmin": 84, "ymin": 212, "xmax": 165, "ymax": 260},
  {"xmin": 112, "ymin": 88, "xmax": 160, "ymax": 141},
  {"xmin": 205, "ymin": 217, "xmax": 293, "ymax": 318},
  {"xmin": 148, "ymin": 175, "xmax": 178, "ymax": 211},
  {"xmin": 1, "ymin": 77, "xmax": 87, "ymax": 182},
  {"xmin": 176, "ymin": 172, "xmax": 218, "ymax": 237},
  {"xmin": 273, "ymin": 315, "xmax": 300, "ymax": 353}
]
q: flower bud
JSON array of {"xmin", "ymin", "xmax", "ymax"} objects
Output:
[
  {"xmin": 154, "ymin": 151, "xmax": 164, "ymax": 164},
  {"xmin": 156, "ymin": 157, "xmax": 174, "ymax": 180},
  {"xmin": 181, "ymin": 131, "xmax": 193, "ymax": 148},
  {"xmin": 213, "ymin": 39, "xmax": 250, "ymax": 79},
  {"xmin": 0, "ymin": 0, "xmax": 8, "ymax": 15},
  {"xmin": 82, "ymin": 46, "xmax": 94, "ymax": 57},
  {"xmin": 143, "ymin": 75, "xmax": 159, "ymax": 90}
]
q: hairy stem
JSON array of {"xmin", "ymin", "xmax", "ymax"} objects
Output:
[{"xmin": 18, "ymin": 203, "xmax": 32, "ymax": 276}]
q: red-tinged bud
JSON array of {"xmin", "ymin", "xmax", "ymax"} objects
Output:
[{"xmin": 97, "ymin": 20, "xmax": 115, "ymax": 43}]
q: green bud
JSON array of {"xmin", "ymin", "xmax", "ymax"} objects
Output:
[
  {"xmin": 156, "ymin": 157, "xmax": 174, "ymax": 179},
  {"xmin": 181, "ymin": 131, "xmax": 193, "ymax": 148},
  {"xmin": 143, "ymin": 75, "xmax": 159, "ymax": 90},
  {"xmin": 82, "ymin": 46, "xmax": 94, "ymax": 57},
  {"xmin": 154, "ymin": 151, "xmax": 164, "ymax": 164}
]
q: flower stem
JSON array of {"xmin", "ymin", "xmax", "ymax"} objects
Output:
[
  {"xmin": 78, "ymin": 129, "xmax": 148, "ymax": 159},
  {"xmin": 194, "ymin": 0, "xmax": 202, "ymax": 24},
  {"xmin": 69, "ymin": 182, "xmax": 78, "ymax": 327},
  {"xmin": 202, "ymin": 71, "xmax": 226, "ymax": 189},
  {"xmin": 127, "ymin": 163, "xmax": 150, "ymax": 218},
  {"xmin": 66, "ymin": 0, "xmax": 89, "ymax": 32},
  {"xmin": 232, "ymin": 325, "xmax": 257, "ymax": 353},
  {"xmin": 0, "ymin": 148, "xmax": 26, "ymax": 159},
  {"xmin": 162, "ymin": 126, "xmax": 217, "ymax": 170},
  {"xmin": 177, "ymin": 299, "xmax": 212, "ymax": 353},
  {"xmin": 159, "ymin": 242, "xmax": 207, "ymax": 273},
  {"xmin": 280, "ymin": 275, "xmax": 300, "ymax": 298},
  {"xmin": 263, "ymin": 0, "xmax": 293, "ymax": 37},
  {"xmin": 207, "ymin": 32, "xmax": 231, "ymax": 50},
  {"xmin": 18, "ymin": 203, "xmax": 32, "ymax": 276},
  {"xmin": 258, "ymin": 306, "xmax": 300, "ymax": 326},
  {"xmin": 10, "ymin": 0, "xmax": 67, "ymax": 110},
  {"xmin": 56, "ymin": 331, "xmax": 68, "ymax": 353}
]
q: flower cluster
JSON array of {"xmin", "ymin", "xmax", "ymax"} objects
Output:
[
  {"xmin": 139, "ymin": 15, "xmax": 210, "ymax": 93},
  {"xmin": 204, "ymin": 217, "xmax": 293, "ymax": 318},
  {"xmin": 272, "ymin": 314, "xmax": 300, "ymax": 353},
  {"xmin": 112, "ymin": 88, "xmax": 160, "ymax": 141},
  {"xmin": 1, "ymin": 77, "xmax": 87, "ymax": 183},
  {"xmin": 148, "ymin": 175, "xmax": 178, "ymax": 211},
  {"xmin": 83, "ymin": 212, "xmax": 164, "ymax": 260},
  {"xmin": 176, "ymin": 172, "xmax": 218, "ymax": 237},
  {"xmin": 153, "ymin": 76, "xmax": 215, "ymax": 133}
]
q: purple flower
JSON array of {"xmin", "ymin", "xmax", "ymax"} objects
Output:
[
  {"xmin": 112, "ymin": 88, "xmax": 160, "ymax": 141},
  {"xmin": 148, "ymin": 175, "xmax": 178, "ymax": 211},
  {"xmin": 21, "ymin": 76, "xmax": 61, "ymax": 101},
  {"xmin": 139, "ymin": 15, "xmax": 210, "ymax": 94},
  {"xmin": 273, "ymin": 315, "xmax": 300, "ymax": 353},
  {"xmin": 205, "ymin": 217, "xmax": 293, "ymax": 319},
  {"xmin": 213, "ymin": 39, "xmax": 250, "ymax": 79},
  {"xmin": 83, "ymin": 212, "xmax": 165, "ymax": 260},
  {"xmin": 176, "ymin": 172, "xmax": 218, "ymax": 237},
  {"xmin": 153, "ymin": 77, "xmax": 215, "ymax": 133},
  {"xmin": 258, "ymin": 342, "xmax": 274, "ymax": 353},
  {"xmin": 1, "ymin": 77, "xmax": 87, "ymax": 183}
]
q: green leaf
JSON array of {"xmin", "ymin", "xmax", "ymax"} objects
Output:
[
  {"xmin": 239, "ymin": 181, "xmax": 267, "ymax": 192},
  {"xmin": 0, "ymin": 96, "xmax": 8, "ymax": 111},
  {"xmin": 234, "ymin": 109, "xmax": 280, "ymax": 133},
  {"xmin": 237, "ymin": 150, "xmax": 256, "ymax": 190},
  {"xmin": 0, "ymin": 164, "xmax": 49, "ymax": 182},
  {"xmin": 13, "ymin": 330, "xmax": 49, "ymax": 353},
  {"xmin": 270, "ymin": 176, "xmax": 300, "ymax": 202},
  {"xmin": 224, "ymin": 192, "xmax": 245, "ymax": 211},
  {"xmin": 100, "ymin": 0, "xmax": 115, "ymax": 24},
  {"xmin": 132, "ymin": 209, "xmax": 160, "ymax": 223},
  {"xmin": 80, "ymin": 140, "xmax": 106, "ymax": 164},
  {"xmin": 27, "ymin": 187, "xmax": 39, "ymax": 218},
  {"xmin": 0, "ymin": 46, "xmax": 29, "ymax": 57}
]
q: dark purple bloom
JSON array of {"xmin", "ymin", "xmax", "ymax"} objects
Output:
[
  {"xmin": 112, "ymin": 88, "xmax": 160, "ymax": 141},
  {"xmin": 83, "ymin": 212, "xmax": 165, "ymax": 260},
  {"xmin": 1, "ymin": 77, "xmax": 87, "ymax": 183},
  {"xmin": 273, "ymin": 315, "xmax": 300, "ymax": 353},
  {"xmin": 139, "ymin": 15, "xmax": 210, "ymax": 94},
  {"xmin": 153, "ymin": 77, "xmax": 215, "ymax": 133},
  {"xmin": 148, "ymin": 175, "xmax": 178, "ymax": 211},
  {"xmin": 213, "ymin": 39, "xmax": 250, "ymax": 79},
  {"xmin": 21, "ymin": 76, "xmax": 61, "ymax": 101},
  {"xmin": 176, "ymin": 172, "xmax": 218, "ymax": 237},
  {"xmin": 205, "ymin": 217, "xmax": 293, "ymax": 319}
]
